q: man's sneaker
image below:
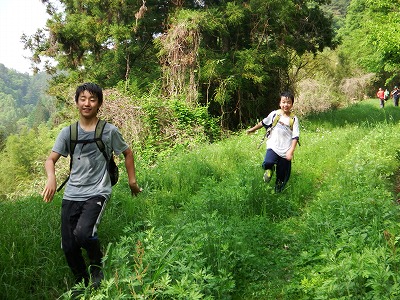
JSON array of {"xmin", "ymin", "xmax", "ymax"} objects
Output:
[
  {"xmin": 90, "ymin": 268, "xmax": 104, "ymax": 289},
  {"xmin": 275, "ymin": 180, "xmax": 284, "ymax": 193},
  {"xmin": 263, "ymin": 169, "xmax": 272, "ymax": 183}
]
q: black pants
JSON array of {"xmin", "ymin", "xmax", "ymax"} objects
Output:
[
  {"xmin": 61, "ymin": 196, "xmax": 107, "ymax": 284},
  {"xmin": 262, "ymin": 148, "xmax": 292, "ymax": 192}
]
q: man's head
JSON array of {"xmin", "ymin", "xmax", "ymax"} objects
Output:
[
  {"xmin": 279, "ymin": 91, "xmax": 295, "ymax": 114},
  {"xmin": 75, "ymin": 82, "xmax": 103, "ymax": 106},
  {"xmin": 75, "ymin": 83, "xmax": 103, "ymax": 118},
  {"xmin": 280, "ymin": 91, "xmax": 295, "ymax": 103}
]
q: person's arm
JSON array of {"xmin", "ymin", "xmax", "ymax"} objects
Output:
[
  {"xmin": 42, "ymin": 151, "xmax": 62, "ymax": 203},
  {"xmin": 122, "ymin": 147, "xmax": 142, "ymax": 196},
  {"xmin": 285, "ymin": 139, "xmax": 298, "ymax": 161},
  {"xmin": 246, "ymin": 122, "xmax": 263, "ymax": 134}
]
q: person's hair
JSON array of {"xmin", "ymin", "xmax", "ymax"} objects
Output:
[
  {"xmin": 280, "ymin": 91, "xmax": 295, "ymax": 103},
  {"xmin": 75, "ymin": 82, "xmax": 103, "ymax": 105}
]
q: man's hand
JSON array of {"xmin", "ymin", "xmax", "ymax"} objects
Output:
[
  {"xmin": 42, "ymin": 152, "xmax": 61, "ymax": 203},
  {"xmin": 286, "ymin": 150, "xmax": 294, "ymax": 161},
  {"xmin": 129, "ymin": 181, "xmax": 142, "ymax": 196},
  {"xmin": 42, "ymin": 177, "xmax": 57, "ymax": 203}
]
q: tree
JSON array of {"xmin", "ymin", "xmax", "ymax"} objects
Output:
[
  {"xmin": 338, "ymin": 0, "xmax": 400, "ymax": 85},
  {"xmin": 24, "ymin": 0, "xmax": 177, "ymax": 89},
  {"xmin": 0, "ymin": 64, "xmax": 53, "ymax": 135},
  {"xmin": 26, "ymin": 0, "xmax": 335, "ymax": 129},
  {"xmin": 197, "ymin": 0, "xmax": 336, "ymax": 127},
  {"xmin": 0, "ymin": 93, "xmax": 19, "ymax": 149}
]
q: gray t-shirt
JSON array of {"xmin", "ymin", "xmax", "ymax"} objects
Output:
[
  {"xmin": 262, "ymin": 110, "xmax": 300, "ymax": 158},
  {"xmin": 53, "ymin": 122, "xmax": 129, "ymax": 201}
]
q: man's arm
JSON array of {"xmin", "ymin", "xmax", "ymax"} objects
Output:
[
  {"xmin": 246, "ymin": 122, "xmax": 263, "ymax": 134},
  {"xmin": 122, "ymin": 147, "xmax": 142, "ymax": 196},
  {"xmin": 42, "ymin": 151, "xmax": 62, "ymax": 203}
]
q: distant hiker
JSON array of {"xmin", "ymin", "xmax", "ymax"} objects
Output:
[
  {"xmin": 391, "ymin": 86, "xmax": 400, "ymax": 107},
  {"xmin": 384, "ymin": 89, "xmax": 390, "ymax": 101},
  {"xmin": 42, "ymin": 83, "xmax": 142, "ymax": 289},
  {"xmin": 377, "ymin": 87, "xmax": 385, "ymax": 108},
  {"xmin": 247, "ymin": 91, "xmax": 300, "ymax": 193}
]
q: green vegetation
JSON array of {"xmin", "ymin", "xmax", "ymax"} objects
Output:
[
  {"xmin": 1, "ymin": 0, "xmax": 400, "ymax": 297},
  {"xmin": 2, "ymin": 99, "xmax": 400, "ymax": 299},
  {"xmin": 0, "ymin": 64, "xmax": 53, "ymax": 149},
  {"xmin": 338, "ymin": 0, "xmax": 400, "ymax": 85},
  {"xmin": 0, "ymin": 94, "xmax": 221, "ymax": 197},
  {"xmin": 1, "ymin": 0, "xmax": 394, "ymax": 197},
  {"xmin": 27, "ymin": 0, "xmax": 337, "ymax": 125}
]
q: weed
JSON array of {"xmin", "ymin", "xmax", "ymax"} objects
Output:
[{"xmin": 2, "ymin": 99, "xmax": 400, "ymax": 299}]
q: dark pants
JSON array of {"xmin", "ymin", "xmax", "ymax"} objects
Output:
[
  {"xmin": 394, "ymin": 96, "xmax": 399, "ymax": 107},
  {"xmin": 262, "ymin": 148, "xmax": 292, "ymax": 192},
  {"xmin": 61, "ymin": 196, "xmax": 107, "ymax": 284}
]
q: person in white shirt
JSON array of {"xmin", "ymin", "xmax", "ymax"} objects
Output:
[{"xmin": 247, "ymin": 91, "xmax": 300, "ymax": 192}]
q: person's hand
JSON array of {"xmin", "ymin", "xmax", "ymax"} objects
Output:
[
  {"xmin": 129, "ymin": 181, "xmax": 142, "ymax": 196},
  {"xmin": 42, "ymin": 177, "xmax": 57, "ymax": 203},
  {"xmin": 286, "ymin": 150, "xmax": 294, "ymax": 161}
]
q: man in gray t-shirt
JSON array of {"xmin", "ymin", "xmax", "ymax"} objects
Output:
[{"xmin": 42, "ymin": 83, "xmax": 142, "ymax": 289}]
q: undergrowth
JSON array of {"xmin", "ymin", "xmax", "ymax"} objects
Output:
[{"xmin": 2, "ymin": 99, "xmax": 400, "ymax": 299}]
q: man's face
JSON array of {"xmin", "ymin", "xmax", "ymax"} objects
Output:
[
  {"xmin": 280, "ymin": 96, "xmax": 293, "ymax": 113},
  {"xmin": 76, "ymin": 90, "xmax": 101, "ymax": 119}
]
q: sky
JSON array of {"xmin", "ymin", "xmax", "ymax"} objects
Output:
[{"xmin": 0, "ymin": 0, "xmax": 49, "ymax": 74}]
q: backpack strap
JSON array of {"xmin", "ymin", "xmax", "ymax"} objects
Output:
[
  {"xmin": 69, "ymin": 122, "xmax": 78, "ymax": 167},
  {"xmin": 95, "ymin": 119, "xmax": 109, "ymax": 162},
  {"xmin": 271, "ymin": 109, "xmax": 282, "ymax": 128},
  {"xmin": 272, "ymin": 109, "xmax": 295, "ymax": 130},
  {"xmin": 57, "ymin": 122, "xmax": 78, "ymax": 192},
  {"xmin": 289, "ymin": 112, "xmax": 295, "ymax": 129}
]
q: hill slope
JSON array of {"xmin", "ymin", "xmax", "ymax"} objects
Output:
[{"xmin": 2, "ymin": 99, "xmax": 400, "ymax": 299}]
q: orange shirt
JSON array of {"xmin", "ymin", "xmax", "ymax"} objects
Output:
[{"xmin": 377, "ymin": 90, "xmax": 385, "ymax": 100}]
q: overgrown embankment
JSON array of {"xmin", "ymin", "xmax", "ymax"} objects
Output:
[{"xmin": 2, "ymin": 99, "xmax": 400, "ymax": 299}]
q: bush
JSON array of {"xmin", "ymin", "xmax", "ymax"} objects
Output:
[{"xmin": 0, "ymin": 124, "xmax": 58, "ymax": 198}]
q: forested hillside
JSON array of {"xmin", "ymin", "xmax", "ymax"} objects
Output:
[{"xmin": 0, "ymin": 64, "xmax": 53, "ymax": 148}]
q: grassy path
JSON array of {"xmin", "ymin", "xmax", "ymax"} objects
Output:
[{"xmin": 2, "ymin": 99, "xmax": 400, "ymax": 299}]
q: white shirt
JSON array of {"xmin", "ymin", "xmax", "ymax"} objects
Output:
[{"xmin": 262, "ymin": 110, "xmax": 300, "ymax": 158}]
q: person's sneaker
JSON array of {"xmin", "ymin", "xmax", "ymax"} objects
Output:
[
  {"xmin": 275, "ymin": 180, "xmax": 285, "ymax": 193},
  {"xmin": 90, "ymin": 269, "xmax": 104, "ymax": 289},
  {"xmin": 263, "ymin": 169, "xmax": 272, "ymax": 183}
]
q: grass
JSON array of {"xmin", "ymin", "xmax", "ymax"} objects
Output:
[{"xmin": 2, "ymin": 99, "xmax": 400, "ymax": 299}]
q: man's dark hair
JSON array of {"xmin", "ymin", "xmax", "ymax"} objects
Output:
[
  {"xmin": 75, "ymin": 82, "xmax": 103, "ymax": 105},
  {"xmin": 280, "ymin": 91, "xmax": 295, "ymax": 103}
]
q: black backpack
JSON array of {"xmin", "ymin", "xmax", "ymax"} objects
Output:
[{"xmin": 57, "ymin": 120, "xmax": 119, "ymax": 192}]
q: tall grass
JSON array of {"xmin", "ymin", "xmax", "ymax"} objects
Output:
[{"xmin": 2, "ymin": 99, "xmax": 400, "ymax": 299}]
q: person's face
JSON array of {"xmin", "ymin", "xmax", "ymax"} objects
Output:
[
  {"xmin": 279, "ymin": 96, "xmax": 293, "ymax": 113},
  {"xmin": 76, "ymin": 90, "xmax": 101, "ymax": 119}
]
